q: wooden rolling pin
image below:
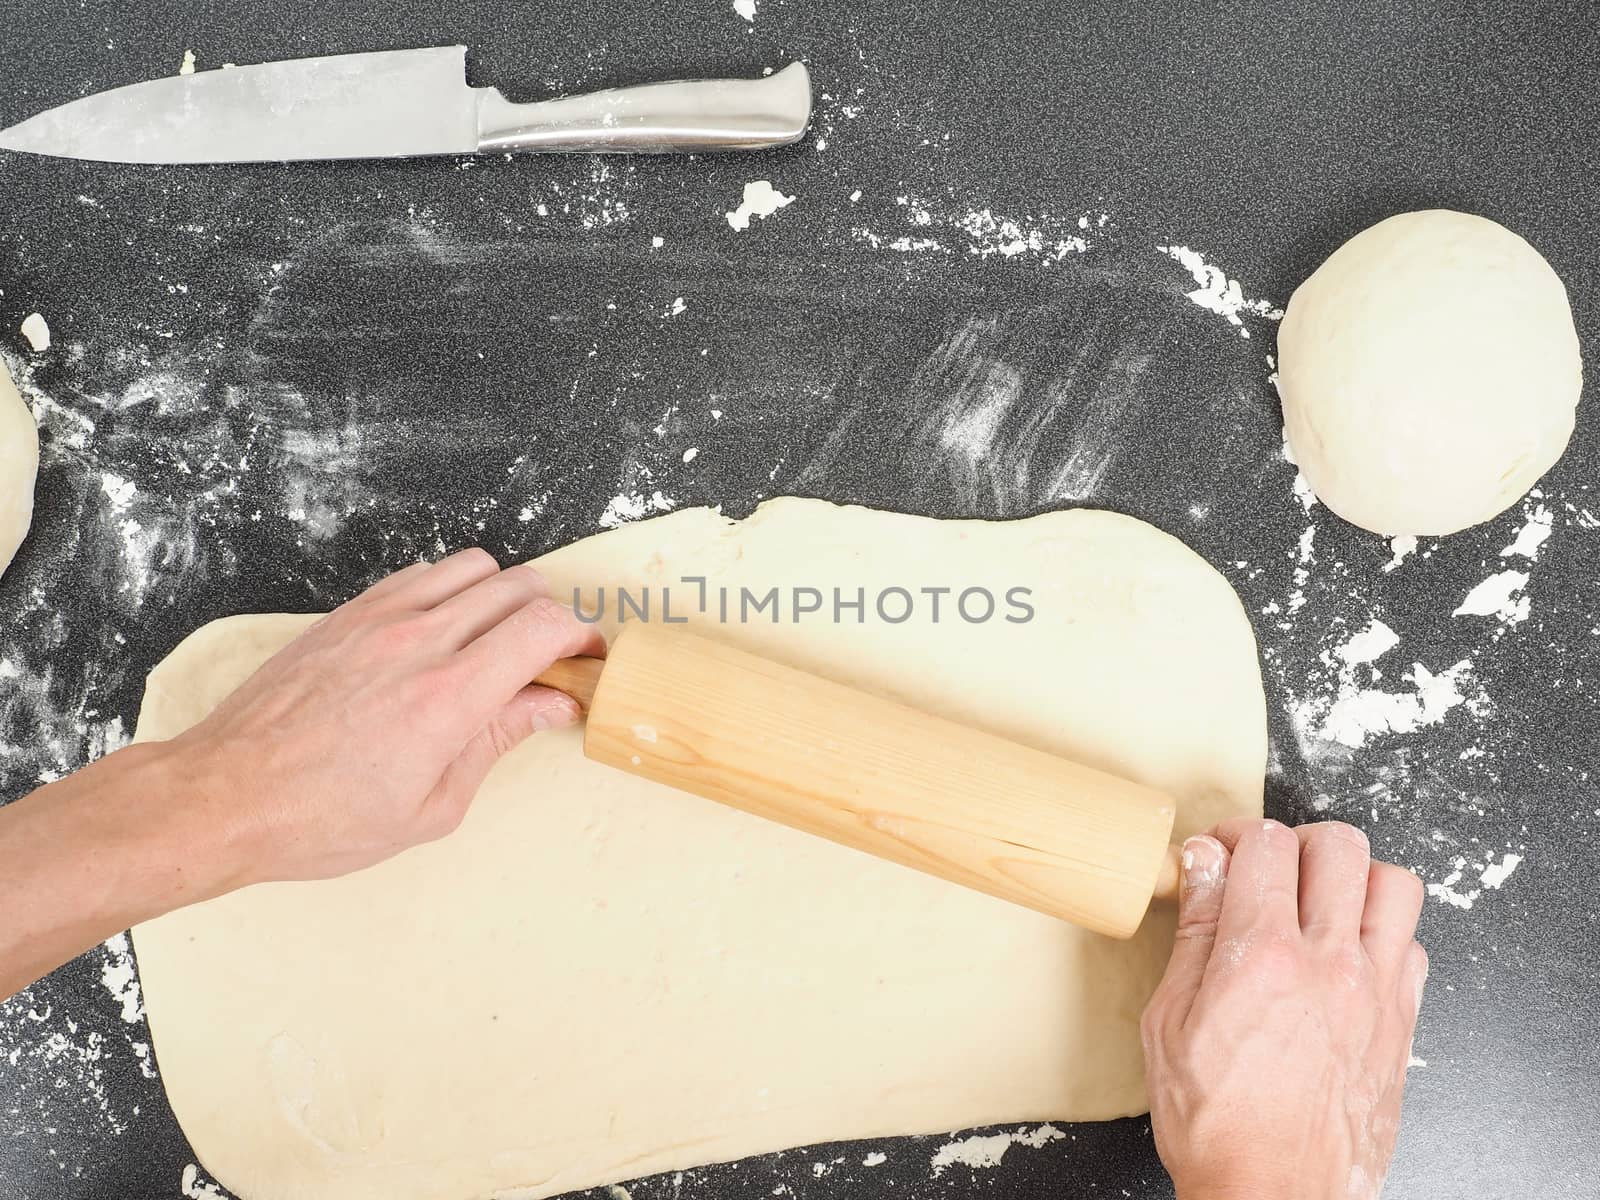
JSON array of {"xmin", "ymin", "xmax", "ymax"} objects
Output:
[{"xmin": 536, "ymin": 623, "xmax": 1184, "ymax": 939}]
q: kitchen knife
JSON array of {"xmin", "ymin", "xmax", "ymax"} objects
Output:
[{"xmin": 0, "ymin": 47, "xmax": 812, "ymax": 164}]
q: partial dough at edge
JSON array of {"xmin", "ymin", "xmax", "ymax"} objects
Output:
[{"xmin": 0, "ymin": 359, "xmax": 39, "ymax": 580}]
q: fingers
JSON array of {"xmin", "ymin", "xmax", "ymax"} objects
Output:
[
  {"xmin": 1362, "ymin": 861, "xmax": 1425, "ymax": 976},
  {"xmin": 1400, "ymin": 941, "xmax": 1429, "ymax": 1023},
  {"xmin": 1214, "ymin": 818, "xmax": 1303, "ymax": 943},
  {"xmin": 454, "ymin": 594, "xmax": 607, "ymax": 713},
  {"xmin": 496, "ymin": 683, "xmax": 584, "ymax": 742},
  {"xmin": 1297, "ymin": 822, "xmax": 1373, "ymax": 940},
  {"xmin": 368, "ymin": 548, "xmax": 503, "ymax": 614},
  {"xmin": 1151, "ymin": 835, "xmax": 1231, "ymax": 1028},
  {"xmin": 342, "ymin": 560, "xmax": 433, "ymax": 612},
  {"xmin": 421, "ymin": 685, "xmax": 584, "ymax": 840},
  {"xmin": 429, "ymin": 564, "xmax": 553, "ymax": 648}
]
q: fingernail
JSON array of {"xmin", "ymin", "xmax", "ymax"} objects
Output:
[
  {"xmin": 532, "ymin": 701, "xmax": 580, "ymax": 732},
  {"xmin": 1181, "ymin": 835, "xmax": 1226, "ymax": 892}
]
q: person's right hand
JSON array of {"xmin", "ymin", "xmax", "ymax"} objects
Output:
[
  {"xmin": 1140, "ymin": 819, "xmax": 1428, "ymax": 1200},
  {"xmin": 160, "ymin": 549, "xmax": 605, "ymax": 884}
]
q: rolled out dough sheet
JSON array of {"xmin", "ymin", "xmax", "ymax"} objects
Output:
[{"xmin": 132, "ymin": 499, "xmax": 1265, "ymax": 1200}]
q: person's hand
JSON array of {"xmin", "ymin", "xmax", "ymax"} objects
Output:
[
  {"xmin": 1141, "ymin": 819, "xmax": 1428, "ymax": 1200},
  {"xmin": 163, "ymin": 550, "xmax": 604, "ymax": 884}
]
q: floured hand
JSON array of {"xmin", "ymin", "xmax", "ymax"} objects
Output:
[{"xmin": 1141, "ymin": 819, "xmax": 1428, "ymax": 1200}]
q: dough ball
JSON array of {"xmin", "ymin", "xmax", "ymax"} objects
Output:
[
  {"xmin": 1277, "ymin": 210, "xmax": 1581, "ymax": 536},
  {"xmin": 0, "ymin": 358, "xmax": 39, "ymax": 579}
]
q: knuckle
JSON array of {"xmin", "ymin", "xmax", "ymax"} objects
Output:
[
  {"xmin": 1174, "ymin": 911, "xmax": 1220, "ymax": 938},
  {"xmin": 376, "ymin": 614, "xmax": 438, "ymax": 654},
  {"xmin": 1327, "ymin": 942, "xmax": 1372, "ymax": 984},
  {"xmin": 424, "ymin": 803, "xmax": 468, "ymax": 842},
  {"xmin": 1244, "ymin": 930, "xmax": 1301, "ymax": 978},
  {"xmin": 521, "ymin": 595, "xmax": 587, "ymax": 644},
  {"xmin": 420, "ymin": 659, "xmax": 470, "ymax": 704},
  {"xmin": 523, "ymin": 593, "xmax": 569, "ymax": 624},
  {"xmin": 1138, "ymin": 1004, "xmax": 1163, "ymax": 1049},
  {"xmin": 485, "ymin": 717, "xmax": 525, "ymax": 760},
  {"xmin": 1257, "ymin": 818, "xmax": 1299, "ymax": 849}
]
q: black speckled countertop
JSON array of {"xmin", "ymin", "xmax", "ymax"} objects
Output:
[{"xmin": 1, "ymin": 3, "xmax": 1596, "ymax": 1198}]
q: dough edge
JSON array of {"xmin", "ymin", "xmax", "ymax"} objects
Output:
[{"xmin": 0, "ymin": 358, "xmax": 39, "ymax": 580}]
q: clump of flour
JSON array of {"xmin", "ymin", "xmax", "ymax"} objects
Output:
[
  {"xmin": 727, "ymin": 181, "xmax": 795, "ymax": 232},
  {"xmin": 1157, "ymin": 244, "xmax": 1285, "ymax": 337}
]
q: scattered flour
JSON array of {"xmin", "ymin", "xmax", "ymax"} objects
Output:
[
  {"xmin": 1499, "ymin": 504, "xmax": 1553, "ymax": 560},
  {"xmin": 178, "ymin": 49, "xmax": 197, "ymax": 76},
  {"xmin": 1479, "ymin": 851, "xmax": 1524, "ymax": 890},
  {"xmin": 1291, "ymin": 470, "xmax": 1318, "ymax": 513},
  {"xmin": 599, "ymin": 489, "xmax": 676, "ymax": 529},
  {"xmin": 1291, "ymin": 616, "xmax": 1491, "ymax": 753},
  {"xmin": 21, "ymin": 312, "xmax": 51, "ymax": 352},
  {"xmin": 1426, "ymin": 852, "xmax": 1525, "ymax": 910},
  {"xmin": 1157, "ymin": 244, "xmax": 1284, "ymax": 338},
  {"xmin": 929, "ymin": 1125, "xmax": 1064, "ymax": 1175},
  {"xmin": 1454, "ymin": 570, "xmax": 1530, "ymax": 626},
  {"xmin": 937, "ymin": 360, "xmax": 1020, "ymax": 469},
  {"xmin": 182, "ymin": 1163, "xmax": 229, "ymax": 1200},
  {"xmin": 1309, "ymin": 661, "xmax": 1480, "ymax": 750},
  {"xmin": 726, "ymin": 181, "xmax": 795, "ymax": 232},
  {"xmin": 733, "ymin": 0, "xmax": 757, "ymax": 20},
  {"xmin": 1286, "ymin": 524, "xmax": 1316, "ymax": 613},
  {"xmin": 98, "ymin": 934, "xmax": 144, "ymax": 1024},
  {"xmin": 958, "ymin": 209, "xmax": 1086, "ymax": 259},
  {"xmin": 1335, "ymin": 618, "xmax": 1399, "ymax": 666},
  {"xmin": 862, "ymin": 1152, "xmax": 887, "ymax": 1167},
  {"xmin": 1426, "ymin": 859, "xmax": 1478, "ymax": 910},
  {"xmin": 1384, "ymin": 534, "xmax": 1418, "ymax": 572},
  {"xmin": 851, "ymin": 195, "xmax": 1090, "ymax": 261}
]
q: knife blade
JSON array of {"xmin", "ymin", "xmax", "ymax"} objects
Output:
[{"xmin": 0, "ymin": 47, "xmax": 812, "ymax": 164}]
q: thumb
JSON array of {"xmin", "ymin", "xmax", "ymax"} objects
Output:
[
  {"xmin": 1152, "ymin": 834, "xmax": 1232, "ymax": 1028},
  {"xmin": 427, "ymin": 685, "xmax": 582, "ymax": 824}
]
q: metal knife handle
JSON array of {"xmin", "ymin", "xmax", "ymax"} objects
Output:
[{"xmin": 474, "ymin": 61, "xmax": 811, "ymax": 154}]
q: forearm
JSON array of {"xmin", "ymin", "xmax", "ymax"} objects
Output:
[
  {"xmin": 1177, "ymin": 1184, "xmax": 1291, "ymax": 1200},
  {"xmin": 0, "ymin": 742, "xmax": 252, "ymax": 1000}
]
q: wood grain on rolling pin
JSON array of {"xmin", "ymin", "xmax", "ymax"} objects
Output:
[{"xmin": 556, "ymin": 624, "xmax": 1178, "ymax": 939}]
